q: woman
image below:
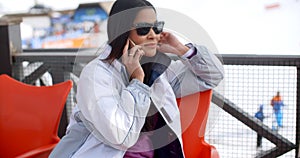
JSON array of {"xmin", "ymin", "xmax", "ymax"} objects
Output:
[{"xmin": 50, "ymin": 0, "xmax": 224, "ymax": 157}]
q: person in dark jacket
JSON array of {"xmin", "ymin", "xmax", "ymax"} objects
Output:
[{"xmin": 255, "ymin": 104, "xmax": 265, "ymax": 148}]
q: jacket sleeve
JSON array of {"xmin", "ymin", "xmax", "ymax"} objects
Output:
[
  {"xmin": 165, "ymin": 44, "xmax": 224, "ymax": 98},
  {"xmin": 76, "ymin": 61, "xmax": 151, "ymax": 150}
]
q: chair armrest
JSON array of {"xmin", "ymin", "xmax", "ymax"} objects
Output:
[
  {"xmin": 16, "ymin": 143, "xmax": 58, "ymax": 158},
  {"xmin": 211, "ymin": 146, "xmax": 220, "ymax": 158},
  {"xmin": 201, "ymin": 140, "xmax": 220, "ymax": 158}
]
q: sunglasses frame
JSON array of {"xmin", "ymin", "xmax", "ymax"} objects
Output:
[{"xmin": 132, "ymin": 21, "xmax": 165, "ymax": 36}]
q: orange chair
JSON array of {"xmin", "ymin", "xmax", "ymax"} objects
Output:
[
  {"xmin": 177, "ymin": 89, "xmax": 219, "ymax": 158},
  {"xmin": 0, "ymin": 74, "xmax": 72, "ymax": 158}
]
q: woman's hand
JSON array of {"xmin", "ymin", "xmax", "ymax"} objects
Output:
[
  {"xmin": 122, "ymin": 40, "xmax": 145, "ymax": 82},
  {"xmin": 157, "ymin": 32, "xmax": 189, "ymax": 56}
]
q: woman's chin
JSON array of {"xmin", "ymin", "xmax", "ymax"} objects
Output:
[{"xmin": 143, "ymin": 48, "xmax": 157, "ymax": 57}]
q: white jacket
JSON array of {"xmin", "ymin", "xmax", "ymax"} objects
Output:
[{"xmin": 50, "ymin": 44, "xmax": 224, "ymax": 158}]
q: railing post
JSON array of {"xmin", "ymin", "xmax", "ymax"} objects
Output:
[
  {"xmin": 0, "ymin": 16, "xmax": 22, "ymax": 76},
  {"xmin": 51, "ymin": 68, "xmax": 69, "ymax": 138},
  {"xmin": 296, "ymin": 66, "xmax": 300, "ymax": 158}
]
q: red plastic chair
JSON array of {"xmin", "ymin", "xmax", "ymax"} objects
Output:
[
  {"xmin": 177, "ymin": 89, "xmax": 219, "ymax": 158},
  {"xmin": 0, "ymin": 74, "xmax": 72, "ymax": 158}
]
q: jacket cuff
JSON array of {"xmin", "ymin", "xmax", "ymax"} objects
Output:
[
  {"xmin": 180, "ymin": 43, "xmax": 197, "ymax": 60},
  {"xmin": 128, "ymin": 79, "xmax": 150, "ymax": 97}
]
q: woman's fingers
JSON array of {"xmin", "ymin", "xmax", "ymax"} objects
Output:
[
  {"xmin": 132, "ymin": 48, "xmax": 144, "ymax": 60},
  {"xmin": 120, "ymin": 40, "xmax": 145, "ymax": 81},
  {"xmin": 123, "ymin": 39, "xmax": 130, "ymax": 56},
  {"xmin": 123, "ymin": 40, "xmax": 143, "ymax": 59},
  {"xmin": 127, "ymin": 45, "xmax": 143, "ymax": 59},
  {"xmin": 122, "ymin": 41, "xmax": 140, "ymax": 62}
]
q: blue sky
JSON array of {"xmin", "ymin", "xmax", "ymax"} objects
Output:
[{"xmin": 1, "ymin": 0, "xmax": 300, "ymax": 55}]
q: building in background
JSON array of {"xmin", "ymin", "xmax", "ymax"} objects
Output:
[{"xmin": 3, "ymin": 1, "xmax": 113, "ymax": 49}]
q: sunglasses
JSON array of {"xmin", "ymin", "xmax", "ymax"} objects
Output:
[{"xmin": 133, "ymin": 21, "xmax": 165, "ymax": 36}]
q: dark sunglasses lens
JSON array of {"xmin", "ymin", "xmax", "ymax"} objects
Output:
[
  {"xmin": 154, "ymin": 21, "xmax": 164, "ymax": 34},
  {"xmin": 136, "ymin": 27, "xmax": 151, "ymax": 36},
  {"xmin": 135, "ymin": 21, "xmax": 164, "ymax": 36},
  {"xmin": 152, "ymin": 26, "xmax": 163, "ymax": 34}
]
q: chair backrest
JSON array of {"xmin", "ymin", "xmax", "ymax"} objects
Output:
[
  {"xmin": 0, "ymin": 74, "xmax": 72, "ymax": 158},
  {"xmin": 177, "ymin": 89, "xmax": 219, "ymax": 158}
]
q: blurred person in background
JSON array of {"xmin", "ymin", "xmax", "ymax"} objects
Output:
[
  {"xmin": 255, "ymin": 104, "xmax": 265, "ymax": 149},
  {"xmin": 271, "ymin": 91, "xmax": 284, "ymax": 131}
]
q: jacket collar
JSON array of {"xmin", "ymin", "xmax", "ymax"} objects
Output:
[{"xmin": 140, "ymin": 52, "xmax": 171, "ymax": 86}]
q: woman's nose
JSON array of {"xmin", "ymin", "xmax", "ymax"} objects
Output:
[{"xmin": 146, "ymin": 28, "xmax": 156, "ymax": 39}]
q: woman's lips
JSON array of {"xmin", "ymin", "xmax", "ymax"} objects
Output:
[{"xmin": 143, "ymin": 43, "xmax": 157, "ymax": 48}]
